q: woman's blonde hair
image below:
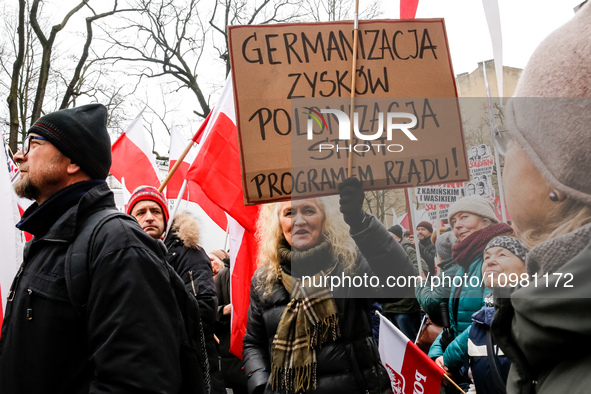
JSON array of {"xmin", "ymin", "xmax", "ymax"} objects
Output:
[
  {"xmin": 519, "ymin": 198, "xmax": 591, "ymax": 247},
  {"xmin": 254, "ymin": 196, "xmax": 358, "ymax": 299}
]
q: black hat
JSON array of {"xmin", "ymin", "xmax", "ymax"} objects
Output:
[
  {"xmin": 387, "ymin": 225, "xmax": 403, "ymax": 239},
  {"xmin": 28, "ymin": 104, "xmax": 111, "ymax": 179}
]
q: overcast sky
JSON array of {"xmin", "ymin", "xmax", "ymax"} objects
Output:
[{"xmin": 379, "ymin": 0, "xmax": 583, "ymax": 74}]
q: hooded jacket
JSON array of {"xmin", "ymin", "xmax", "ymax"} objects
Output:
[
  {"xmin": 164, "ymin": 212, "xmax": 225, "ymax": 394},
  {"xmin": 0, "ymin": 182, "xmax": 182, "ymax": 393},
  {"xmin": 492, "ymin": 223, "xmax": 591, "ymax": 394}
]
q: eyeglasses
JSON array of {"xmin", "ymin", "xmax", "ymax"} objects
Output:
[
  {"xmin": 491, "ymin": 125, "xmax": 511, "ymax": 156},
  {"xmin": 21, "ymin": 135, "xmax": 47, "ymax": 156}
]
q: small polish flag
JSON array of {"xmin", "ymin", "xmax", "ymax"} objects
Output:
[{"xmin": 378, "ymin": 312, "xmax": 444, "ymax": 394}]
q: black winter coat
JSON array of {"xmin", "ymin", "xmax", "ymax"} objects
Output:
[
  {"xmin": 243, "ymin": 214, "xmax": 416, "ymax": 394},
  {"xmin": 0, "ymin": 182, "xmax": 182, "ymax": 394},
  {"xmin": 164, "ymin": 212, "xmax": 225, "ymax": 394}
]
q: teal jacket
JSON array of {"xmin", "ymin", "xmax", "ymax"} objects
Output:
[{"xmin": 428, "ymin": 253, "xmax": 490, "ymax": 368}]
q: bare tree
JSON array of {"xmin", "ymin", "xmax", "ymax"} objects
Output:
[
  {"xmin": 28, "ymin": 0, "xmax": 87, "ymax": 124},
  {"xmin": 2, "ymin": 0, "xmax": 128, "ymax": 151},
  {"xmin": 101, "ymin": 0, "xmax": 212, "ymax": 118},
  {"xmin": 209, "ymin": 0, "xmax": 303, "ymax": 75},
  {"xmin": 5, "ymin": 0, "xmax": 25, "ymax": 153},
  {"xmin": 301, "ymin": 0, "xmax": 382, "ymax": 23}
]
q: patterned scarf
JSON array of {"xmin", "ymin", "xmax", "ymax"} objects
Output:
[
  {"xmin": 452, "ymin": 223, "xmax": 514, "ymax": 268},
  {"xmin": 270, "ymin": 242, "xmax": 340, "ymax": 393}
]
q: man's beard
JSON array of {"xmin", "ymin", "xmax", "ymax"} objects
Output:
[{"xmin": 14, "ymin": 175, "xmax": 40, "ymax": 201}]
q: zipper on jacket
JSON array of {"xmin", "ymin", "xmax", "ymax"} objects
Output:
[
  {"xmin": 7, "ymin": 266, "xmax": 24, "ymax": 302},
  {"xmin": 26, "ymin": 289, "xmax": 33, "ymax": 320},
  {"xmin": 189, "ymin": 271, "xmax": 197, "ymax": 296}
]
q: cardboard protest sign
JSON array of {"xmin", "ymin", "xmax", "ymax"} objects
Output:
[{"xmin": 229, "ymin": 19, "xmax": 469, "ymax": 205}]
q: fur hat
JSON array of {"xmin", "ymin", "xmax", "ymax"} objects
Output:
[
  {"xmin": 416, "ymin": 221, "xmax": 433, "ymax": 234},
  {"xmin": 484, "ymin": 236, "xmax": 529, "ymax": 263},
  {"xmin": 387, "ymin": 225, "xmax": 403, "ymax": 239},
  {"xmin": 506, "ymin": 2, "xmax": 591, "ymax": 204},
  {"xmin": 27, "ymin": 104, "xmax": 111, "ymax": 179},
  {"xmin": 435, "ymin": 231, "xmax": 456, "ymax": 261},
  {"xmin": 448, "ymin": 195, "xmax": 499, "ymax": 227},
  {"xmin": 126, "ymin": 185, "xmax": 169, "ymax": 226}
]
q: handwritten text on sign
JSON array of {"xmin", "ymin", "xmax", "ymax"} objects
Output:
[{"xmin": 228, "ymin": 20, "xmax": 469, "ymax": 204}]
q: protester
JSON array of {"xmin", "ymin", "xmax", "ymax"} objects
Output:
[
  {"xmin": 214, "ymin": 249, "xmax": 249, "ymax": 394},
  {"xmin": 243, "ymin": 177, "xmax": 415, "ymax": 394},
  {"xmin": 403, "ymin": 229, "xmax": 413, "ymax": 243},
  {"xmin": 382, "ymin": 224, "xmax": 421, "ymax": 340},
  {"xmin": 415, "ymin": 230, "xmax": 459, "ymax": 327},
  {"xmin": 0, "ymin": 104, "xmax": 183, "ymax": 393},
  {"xmin": 428, "ymin": 196, "xmax": 513, "ymax": 388},
  {"xmin": 416, "ymin": 221, "xmax": 436, "ymax": 275},
  {"xmin": 127, "ymin": 187, "xmax": 224, "ymax": 394},
  {"xmin": 209, "ymin": 250, "xmax": 226, "ymax": 277},
  {"xmin": 488, "ymin": 5, "xmax": 591, "ymax": 393},
  {"xmin": 442, "ymin": 236, "xmax": 529, "ymax": 394}
]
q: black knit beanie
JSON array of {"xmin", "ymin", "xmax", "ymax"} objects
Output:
[
  {"xmin": 387, "ymin": 224, "xmax": 403, "ymax": 239},
  {"xmin": 27, "ymin": 104, "xmax": 111, "ymax": 179}
]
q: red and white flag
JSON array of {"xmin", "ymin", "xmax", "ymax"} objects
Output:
[
  {"xmin": 1, "ymin": 139, "xmax": 31, "ymax": 325},
  {"xmin": 168, "ymin": 126, "xmax": 227, "ymax": 230},
  {"xmin": 186, "ymin": 74, "xmax": 260, "ymax": 357},
  {"xmin": 378, "ymin": 313, "xmax": 444, "ymax": 394},
  {"xmin": 110, "ymin": 109, "xmax": 160, "ymax": 196}
]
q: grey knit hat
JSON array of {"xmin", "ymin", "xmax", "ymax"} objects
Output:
[
  {"xmin": 27, "ymin": 104, "xmax": 111, "ymax": 179},
  {"xmin": 435, "ymin": 231, "xmax": 456, "ymax": 261},
  {"xmin": 506, "ymin": 2, "xmax": 591, "ymax": 205},
  {"xmin": 484, "ymin": 236, "xmax": 529, "ymax": 263},
  {"xmin": 447, "ymin": 195, "xmax": 499, "ymax": 227}
]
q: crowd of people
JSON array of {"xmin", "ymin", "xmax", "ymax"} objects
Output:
[{"xmin": 1, "ymin": 2, "xmax": 590, "ymax": 394}]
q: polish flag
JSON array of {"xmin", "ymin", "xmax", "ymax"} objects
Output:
[
  {"xmin": 168, "ymin": 126, "xmax": 227, "ymax": 230},
  {"xmin": 378, "ymin": 313, "xmax": 443, "ymax": 394},
  {"xmin": 186, "ymin": 74, "xmax": 260, "ymax": 357},
  {"xmin": 1, "ymin": 139, "xmax": 30, "ymax": 326},
  {"xmin": 110, "ymin": 109, "xmax": 160, "ymax": 194},
  {"xmin": 227, "ymin": 217, "xmax": 259, "ymax": 357}
]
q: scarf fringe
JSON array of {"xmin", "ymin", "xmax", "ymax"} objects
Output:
[
  {"xmin": 308, "ymin": 314, "xmax": 340, "ymax": 348},
  {"xmin": 271, "ymin": 363, "xmax": 318, "ymax": 393}
]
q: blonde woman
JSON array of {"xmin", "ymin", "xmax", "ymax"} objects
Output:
[
  {"xmin": 243, "ymin": 178, "xmax": 415, "ymax": 394},
  {"xmin": 489, "ymin": 4, "xmax": 591, "ymax": 394}
]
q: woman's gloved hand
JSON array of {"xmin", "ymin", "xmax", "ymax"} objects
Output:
[{"xmin": 338, "ymin": 177, "xmax": 366, "ymax": 233}]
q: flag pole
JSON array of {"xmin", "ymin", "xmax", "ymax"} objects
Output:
[
  {"xmin": 406, "ymin": 188, "xmax": 423, "ymax": 274},
  {"xmin": 347, "ymin": 0, "xmax": 360, "ymax": 177},
  {"xmin": 482, "ymin": 62, "xmax": 507, "ymax": 222},
  {"xmin": 159, "ymin": 139, "xmax": 195, "ymax": 193},
  {"xmin": 443, "ymin": 374, "xmax": 467, "ymax": 394},
  {"xmin": 166, "ymin": 179, "xmax": 189, "ymax": 236}
]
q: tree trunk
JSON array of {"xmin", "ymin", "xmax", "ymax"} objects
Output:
[{"xmin": 7, "ymin": 0, "xmax": 26, "ymax": 152}]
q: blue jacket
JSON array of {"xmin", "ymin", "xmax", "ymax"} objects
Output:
[{"xmin": 467, "ymin": 306, "xmax": 510, "ymax": 394}]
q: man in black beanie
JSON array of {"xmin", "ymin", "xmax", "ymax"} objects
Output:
[{"xmin": 2, "ymin": 104, "xmax": 183, "ymax": 393}]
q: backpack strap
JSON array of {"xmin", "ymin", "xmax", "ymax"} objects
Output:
[{"xmin": 65, "ymin": 209, "xmax": 131, "ymax": 316}]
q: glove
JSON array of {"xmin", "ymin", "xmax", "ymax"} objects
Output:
[{"xmin": 338, "ymin": 177, "xmax": 366, "ymax": 233}]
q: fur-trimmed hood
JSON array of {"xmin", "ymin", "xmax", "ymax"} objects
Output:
[{"xmin": 169, "ymin": 212, "xmax": 200, "ymax": 249}]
